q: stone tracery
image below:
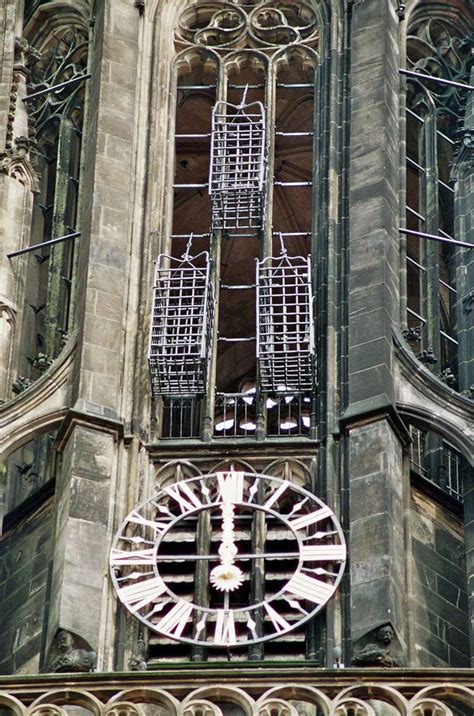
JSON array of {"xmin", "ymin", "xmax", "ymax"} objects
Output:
[{"xmin": 176, "ymin": 1, "xmax": 319, "ymax": 51}]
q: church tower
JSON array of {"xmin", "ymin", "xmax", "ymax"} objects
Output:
[{"xmin": 0, "ymin": 1, "xmax": 472, "ymax": 713}]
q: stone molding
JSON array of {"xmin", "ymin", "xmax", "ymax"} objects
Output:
[
  {"xmin": 0, "ymin": 332, "xmax": 77, "ymax": 460},
  {"xmin": 394, "ymin": 331, "xmax": 474, "ymax": 461},
  {"xmin": 0, "ymin": 672, "xmax": 472, "ymax": 716},
  {"xmin": 0, "ymin": 300, "xmax": 17, "ymax": 326}
]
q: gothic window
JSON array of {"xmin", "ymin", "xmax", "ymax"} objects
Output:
[
  {"xmin": 408, "ymin": 425, "xmax": 468, "ymax": 502},
  {"xmin": 149, "ymin": 1, "xmax": 322, "ymax": 440},
  {"xmin": 403, "ymin": 5, "xmax": 473, "ymax": 390},
  {"xmin": 17, "ymin": 18, "xmax": 88, "ymax": 384}
]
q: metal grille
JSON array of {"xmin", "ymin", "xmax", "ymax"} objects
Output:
[
  {"xmin": 209, "ymin": 96, "xmax": 266, "ymax": 231},
  {"xmin": 257, "ymin": 252, "xmax": 314, "ymax": 392},
  {"xmin": 409, "ymin": 425, "xmax": 427, "ymax": 476},
  {"xmin": 148, "ymin": 252, "xmax": 214, "ymax": 396},
  {"xmin": 442, "ymin": 441, "xmax": 464, "ymax": 502}
]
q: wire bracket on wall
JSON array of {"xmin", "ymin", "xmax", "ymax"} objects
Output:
[
  {"xmin": 209, "ymin": 87, "xmax": 266, "ymax": 234},
  {"xmin": 257, "ymin": 239, "xmax": 315, "ymax": 392},
  {"xmin": 148, "ymin": 250, "xmax": 214, "ymax": 397}
]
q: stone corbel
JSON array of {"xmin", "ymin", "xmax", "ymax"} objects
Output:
[
  {"xmin": 352, "ymin": 623, "xmax": 404, "ymax": 667},
  {"xmin": 352, "ymin": 623, "xmax": 402, "ymax": 668},
  {"xmin": 48, "ymin": 629, "xmax": 96, "ymax": 673}
]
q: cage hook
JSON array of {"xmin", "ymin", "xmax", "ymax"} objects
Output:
[
  {"xmin": 182, "ymin": 233, "xmax": 194, "ymax": 261},
  {"xmin": 278, "ymin": 232, "xmax": 288, "ymax": 257},
  {"xmin": 238, "ymin": 84, "xmax": 249, "ymax": 109}
]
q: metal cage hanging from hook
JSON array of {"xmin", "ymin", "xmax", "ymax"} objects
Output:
[
  {"xmin": 209, "ymin": 92, "xmax": 266, "ymax": 233},
  {"xmin": 148, "ymin": 251, "xmax": 214, "ymax": 397},
  {"xmin": 256, "ymin": 247, "xmax": 315, "ymax": 393}
]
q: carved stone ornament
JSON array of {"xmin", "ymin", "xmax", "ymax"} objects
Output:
[
  {"xmin": 27, "ymin": 352, "xmax": 54, "ymax": 372},
  {"xmin": 416, "ymin": 348, "xmax": 437, "ymax": 365},
  {"xmin": 11, "ymin": 375, "xmax": 32, "ymax": 395},
  {"xmin": 352, "ymin": 623, "xmax": 403, "ymax": 668},
  {"xmin": 127, "ymin": 639, "xmax": 148, "ymax": 671},
  {"xmin": 402, "ymin": 326, "xmax": 421, "ymax": 343},
  {"xmin": 439, "ymin": 367, "xmax": 456, "ymax": 388},
  {"xmin": 49, "ymin": 629, "xmax": 96, "ymax": 673},
  {"xmin": 176, "ymin": 1, "xmax": 319, "ymax": 51}
]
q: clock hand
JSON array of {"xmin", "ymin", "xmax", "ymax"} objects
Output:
[{"xmin": 209, "ymin": 488, "xmax": 244, "ymax": 592}]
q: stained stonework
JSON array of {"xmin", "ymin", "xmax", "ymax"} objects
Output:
[
  {"xmin": 411, "ymin": 486, "xmax": 469, "ymax": 666},
  {"xmin": 0, "ymin": 0, "xmax": 472, "ymax": 697},
  {"xmin": 0, "ymin": 499, "xmax": 53, "ymax": 675}
]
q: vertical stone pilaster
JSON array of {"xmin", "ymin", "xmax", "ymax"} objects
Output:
[
  {"xmin": 453, "ymin": 71, "xmax": 474, "ymax": 395},
  {"xmin": 346, "ymin": 0, "xmax": 400, "ymax": 417},
  {"xmin": 33, "ymin": 0, "xmax": 141, "ymax": 670},
  {"xmin": 47, "ymin": 424, "xmax": 115, "ymax": 662},
  {"xmin": 345, "ymin": 0, "xmax": 407, "ymax": 664},
  {"xmin": 0, "ymin": 0, "xmax": 17, "ymax": 150},
  {"xmin": 0, "ymin": 10, "xmax": 38, "ymax": 400},
  {"xmin": 348, "ymin": 419, "xmax": 407, "ymax": 660},
  {"xmin": 72, "ymin": 0, "xmax": 140, "ymax": 417}
]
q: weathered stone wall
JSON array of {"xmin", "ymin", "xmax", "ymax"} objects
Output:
[
  {"xmin": 0, "ymin": 499, "xmax": 53, "ymax": 675},
  {"xmin": 410, "ymin": 486, "xmax": 469, "ymax": 666},
  {"xmin": 46, "ymin": 424, "xmax": 115, "ymax": 657},
  {"xmin": 348, "ymin": 419, "xmax": 407, "ymax": 660}
]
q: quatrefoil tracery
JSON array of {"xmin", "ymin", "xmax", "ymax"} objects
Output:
[{"xmin": 176, "ymin": 1, "xmax": 319, "ymax": 51}]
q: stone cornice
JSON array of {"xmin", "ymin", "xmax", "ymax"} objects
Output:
[{"xmin": 0, "ymin": 667, "xmax": 471, "ymax": 702}]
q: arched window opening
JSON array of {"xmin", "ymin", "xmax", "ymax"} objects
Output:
[
  {"xmin": 15, "ymin": 23, "xmax": 88, "ymax": 389},
  {"xmin": 1, "ymin": 429, "xmax": 58, "ymax": 525},
  {"xmin": 151, "ymin": 1, "xmax": 321, "ymax": 442},
  {"xmin": 404, "ymin": 7, "xmax": 473, "ymax": 391},
  {"xmin": 408, "ymin": 424, "xmax": 468, "ymax": 503}
]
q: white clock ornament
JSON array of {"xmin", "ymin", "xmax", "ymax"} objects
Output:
[{"xmin": 110, "ymin": 471, "xmax": 346, "ymax": 648}]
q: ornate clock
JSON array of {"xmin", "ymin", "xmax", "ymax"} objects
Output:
[{"xmin": 110, "ymin": 471, "xmax": 346, "ymax": 647}]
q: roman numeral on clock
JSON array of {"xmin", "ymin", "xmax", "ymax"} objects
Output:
[
  {"xmin": 128, "ymin": 509, "xmax": 171, "ymax": 536},
  {"xmin": 263, "ymin": 481, "xmax": 289, "ymax": 510},
  {"xmin": 214, "ymin": 609, "xmax": 237, "ymax": 645},
  {"xmin": 110, "ymin": 548, "xmax": 156, "ymax": 566},
  {"xmin": 117, "ymin": 576, "xmax": 167, "ymax": 612},
  {"xmin": 163, "ymin": 481, "xmax": 205, "ymax": 513},
  {"xmin": 158, "ymin": 600, "xmax": 193, "ymax": 638},
  {"xmin": 264, "ymin": 602, "xmax": 291, "ymax": 633},
  {"xmin": 216, "ymin": 471, "xmax": 244, "ymax": 504},
  {"xmin": 300, "ymin": 544, "xmax": 346, "ymax": 561},
  {"xmin": 285, "ymin": 573, "xmax": 335, "ymax": 604},
  {"xmin": 289, "ymin": 506, "xmax": 333, "ymax": 531}
]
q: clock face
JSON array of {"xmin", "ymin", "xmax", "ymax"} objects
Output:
[{"xmin": 110, "ymin": 471, "xmax": 346, "ymax": 647}]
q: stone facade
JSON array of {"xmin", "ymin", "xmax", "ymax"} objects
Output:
[{"xmin": 0, "ymin": 0, "xmax": 472, "ymax": 714}]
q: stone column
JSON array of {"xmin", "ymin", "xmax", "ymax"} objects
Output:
[
  {"xmin": 452, "ymin": 71, "xmax": 474, "ymax": 396},
  {"xmin": 38, "ymin": 0, "xmax": 143, "ymax": 670},
  {"xmin": 46, "ymin": 424, "xmax": 117, "ymax": 662},
  {"xmin": 344, "ymin": 0, "xmax": 408, "ymax": 664},
  {"xmin": 0, "ymin": 19, "xmax": 38, "ymax": 401}
]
